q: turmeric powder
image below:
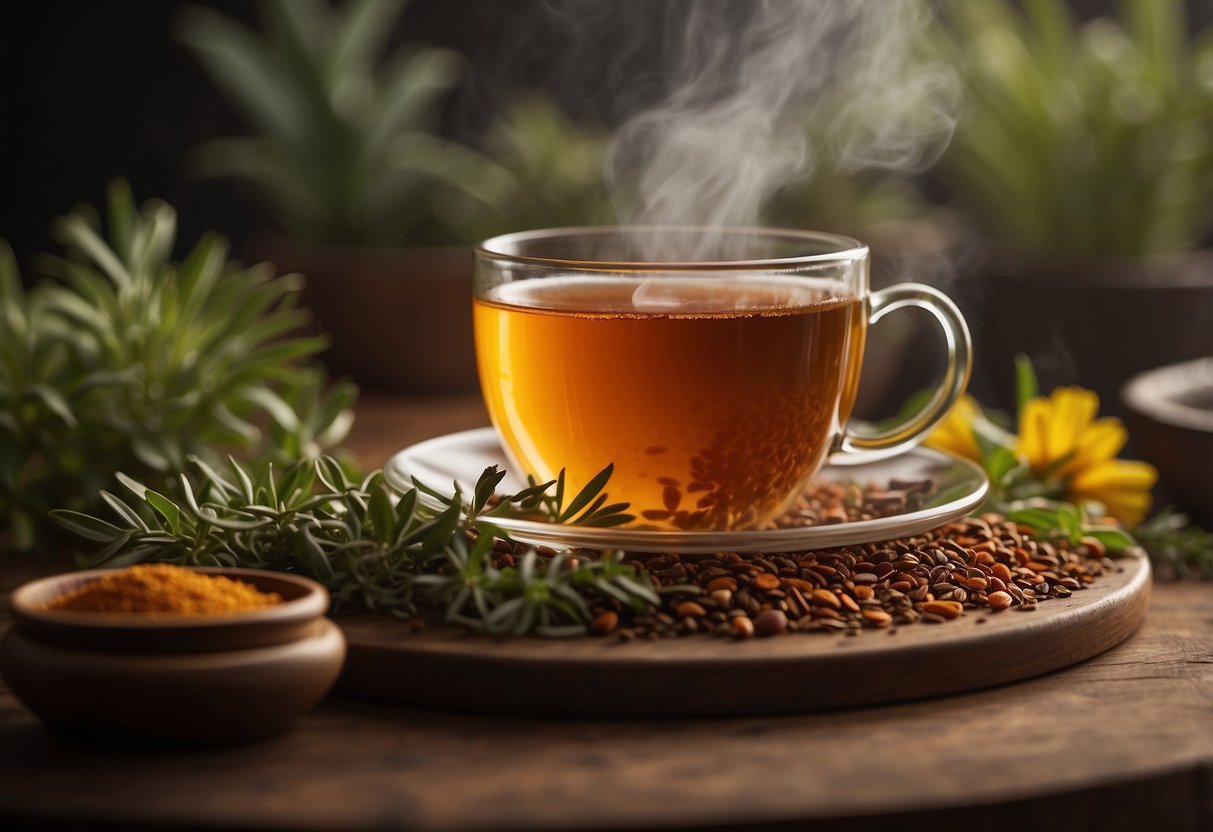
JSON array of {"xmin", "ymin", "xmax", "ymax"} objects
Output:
[{"xmin": 46, "ymin": 564, "xmax": 282, "ymax": 615}]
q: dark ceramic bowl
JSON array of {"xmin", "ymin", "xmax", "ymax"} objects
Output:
[
  {"xmin": 1122, "ymin": 357, "xmax": 1213, "ymax": 528},
  {"xmin": 1, "ymin": 567, "xmax": 345, "ymax": 745}
]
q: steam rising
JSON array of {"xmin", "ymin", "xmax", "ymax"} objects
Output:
[{"xmin": 597, "ymin": 0, "xmax": 959, "ymax": 260}]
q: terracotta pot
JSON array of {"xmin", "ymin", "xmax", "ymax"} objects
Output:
[
  {"xmin": 1122, "ymin": 358, "xmax": 1213, "ymax": 528},
  {"xmin": 254, "ymin": 237, "xmax": 477, "ymax": 393},
  {"xmin": 958, "ymin": 249, "xmax": 1213, "ymax": 421}
]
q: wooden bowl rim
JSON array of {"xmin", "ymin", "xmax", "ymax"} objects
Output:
[{"xmin": 11, "ymin": 567, "xmax": 328, "ymax": 631}]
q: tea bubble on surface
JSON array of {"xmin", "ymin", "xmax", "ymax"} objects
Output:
[
  {"xmin": 629, "ymin": 275, "xmax": 841, "ymax": 314},
  {"xmin": 628, "ymin": 275, "xmax": 764, "ymax": 313}
]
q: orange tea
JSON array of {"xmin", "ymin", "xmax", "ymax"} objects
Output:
[{"xmin": 474, "ymin": 276, "xmax": 865, "ymax": 530}]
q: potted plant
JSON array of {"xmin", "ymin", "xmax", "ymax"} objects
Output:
[
  {"xmin": 934, "ymin": 0, "xmax": 1213, "ymax": 417},
  {"xmin": 178, "ymin": 0, "xmax": 614, "ymax": 393}
]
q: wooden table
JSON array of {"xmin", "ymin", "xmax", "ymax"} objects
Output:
[{"xmin": 2, "ymin": 395, "xmax": 1212, "ymax": 832}]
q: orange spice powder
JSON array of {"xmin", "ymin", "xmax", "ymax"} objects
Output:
[{"xmin": 46, "ymin": 564, "xmax": 282, "ymax": 615}]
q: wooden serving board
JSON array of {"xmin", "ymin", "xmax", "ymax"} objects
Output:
[{"xmin": 336, "ymin": 552, "xmax": 1151, "ymax": 717}]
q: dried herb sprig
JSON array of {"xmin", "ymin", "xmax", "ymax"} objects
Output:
[
  {"xmin": 50, "ymin": 457, "xmax": 658, "ymax": 635},
  {"xmin": 1129, "ymin": 508, "xmax": 1213, "ymax": 579}
]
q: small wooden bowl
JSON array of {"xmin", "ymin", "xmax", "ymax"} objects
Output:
[
  {"xmin": 1122, "ymin": 357, "xmax": 1213, "ymax": 528},
  {"xmin": 1, "ymin": 567, "xmax": 345, "ymax": 745}
]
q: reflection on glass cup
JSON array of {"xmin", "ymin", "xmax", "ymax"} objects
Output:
[{"xmin": 474, "ymin": 228, "xmax": 971, "ymax": 531}]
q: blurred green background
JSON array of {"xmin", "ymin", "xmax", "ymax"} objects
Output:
[
  {"xmin": 4, "ymin": 0, "xmax": 1213, "ymax": 260},
  {"xmin": 3, "ymin": 0, "xmax": 1213, "ymax": 412}
]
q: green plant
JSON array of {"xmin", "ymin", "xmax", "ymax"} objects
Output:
[
  {"xmin": 938, "ymin": 0, "xmax": 1213, "ymax": 257},
  {"xmin": 52, "ymin": 457, "xmax": 657, "ymax": 636},
  {"xmin": 430, "ymin": 95, "xmax": 616, "ymax": 241},
  {"xmin": 1131, "ymin": 508, "xmax": 1213, "ymax": 578},
  {"xmin": 178, "ymin": 0, "xmax": 486, "ymax": 245},
  {"xmin": 0, "ymin": 182, "xmax": 355, "ymax": 551}
]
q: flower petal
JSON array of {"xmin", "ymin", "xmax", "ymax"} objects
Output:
[
  {"xmin": 1018, "ymin": 397, "xmax": 1052, "ymax": 472},
  {"xmin": 1069, "ymin": 459, "xmax": 1158, "ymax": 525},
  {"xmin": 1073, "ymin": 486, "xmax": 1152, "ymax": 527},
  {"xmin": 1047, "ymin": 387, "xmax": 1098, "ymax": 463},
  {"xmin": 1060, "ymin": 418, "xmax": 1127, "ymax": 477},
  {"xmin": 925, "ymin": 395, "xmax": 983, "ymax": 463},
  {"xmin": 1070, "ymin": 459, "xmax": 1159, "ymax": 492}
]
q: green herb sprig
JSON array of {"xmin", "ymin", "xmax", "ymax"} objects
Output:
[
  {"xmin": 51, "ymin": 457, "xmax": 659, "ymax": 636},
  {"xmin": 493, "ymin": 466, "xmax": 636, "ymax": 528}
]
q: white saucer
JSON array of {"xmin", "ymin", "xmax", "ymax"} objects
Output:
[{"xmin": 384, "ymin": 428, "xmax": 989, "ymax": 554}]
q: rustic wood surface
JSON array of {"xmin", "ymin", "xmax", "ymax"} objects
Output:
[{"xmin": 1, "ymin": 394, "xmax": 1211, "ymax": 831}]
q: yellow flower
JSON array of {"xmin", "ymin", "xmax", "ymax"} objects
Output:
[
  {"xmin": 1017, "ymin": 387, "xmax": 1158, "ymax": 525},
  {"xmin": 925, "ymin": 395, "xmax": 985, "ymax": 463}
]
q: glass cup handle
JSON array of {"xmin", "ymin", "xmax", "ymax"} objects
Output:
[{"xmin": 832, "ymin": 282, "xmax": 973, "ymax": 465}]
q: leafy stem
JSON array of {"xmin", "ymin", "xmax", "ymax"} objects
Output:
[
  {"xmin": 1003, "ymin": 501, "xmax": 1138, "ymax": 553},
  {"xmin": 483, "ymin": 465, "xmax": 635, "ymax": 527},
  {"xmin": 1129, "ymin": 508, "xmax": 1213, "ymax": 579},
  {"xmin": 51, "ymin": 457, "xmax": 657, "ymax": 636}
]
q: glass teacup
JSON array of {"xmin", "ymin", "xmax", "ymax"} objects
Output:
[{"xmin": 474, "ymin": 227, "xmax": 971, "ymax": 531}]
